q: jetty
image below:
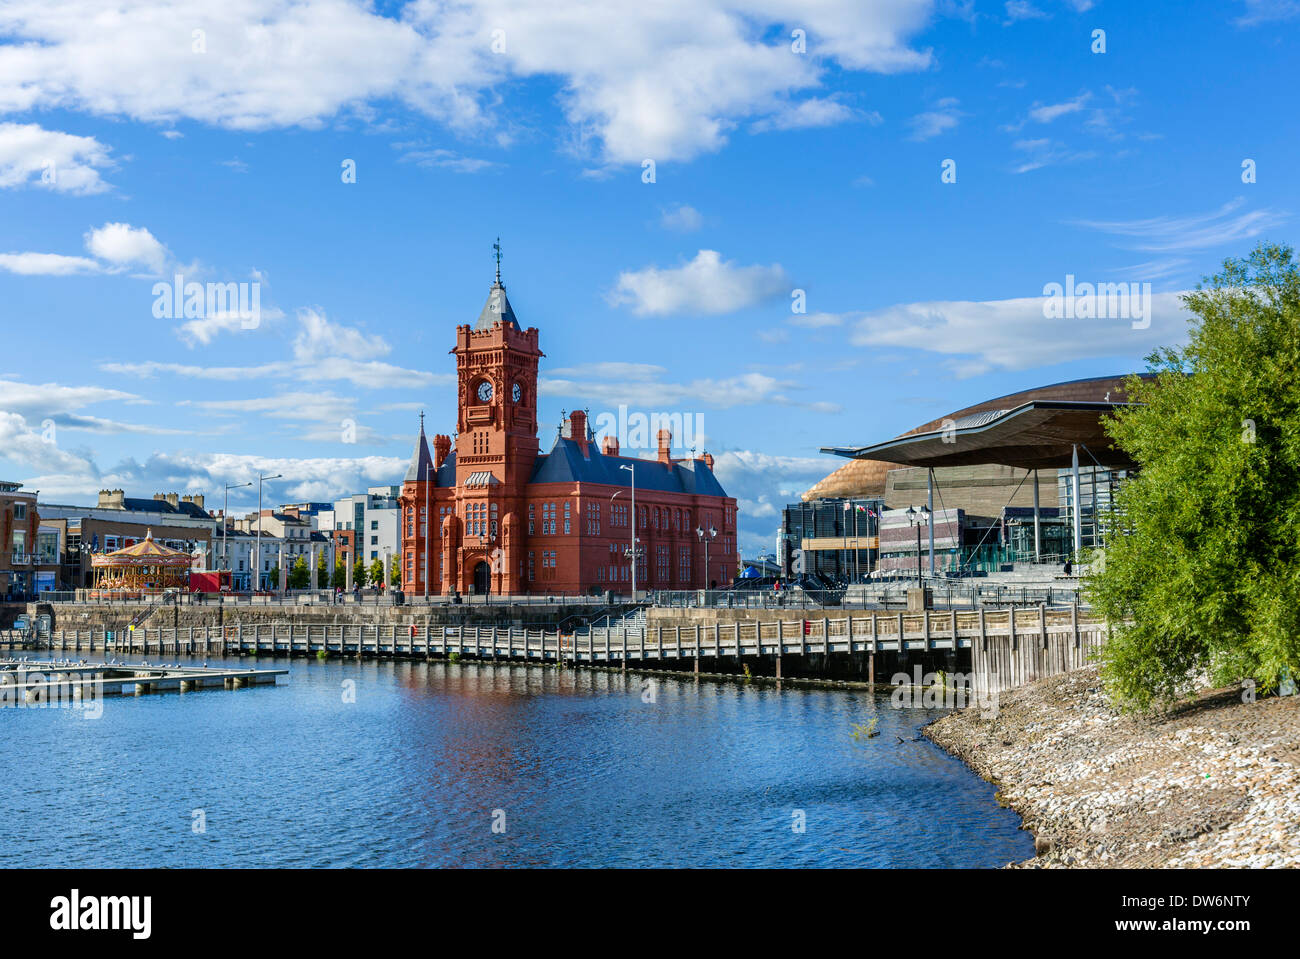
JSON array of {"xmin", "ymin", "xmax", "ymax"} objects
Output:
[
  {"xmin": 5, "ymin": 604, "xmax": 1105, "ymax": 697},
  {"xmin": 0, "ymin": 658, "xmax": 286, "ymax": 701}
]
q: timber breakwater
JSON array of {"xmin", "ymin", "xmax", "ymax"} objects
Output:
[
  {"xmin": 10, "ymin": 600, "xmax": 1107, "ymax": 694},
  {"xmin": 926, "ymin": 664, "xmax": 1300, "ymax": 867}
]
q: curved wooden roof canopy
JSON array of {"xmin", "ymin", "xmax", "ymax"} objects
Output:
[{"xmin": 820, "ymin": 374, "xmax": 1151, "ymax": 473}]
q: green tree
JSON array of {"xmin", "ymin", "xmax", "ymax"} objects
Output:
[
  {"xmin": 1087, "ymin": 243, "xmax": 1300, "ymax": 710},
  {"xmin": 353, "ymin": 558, "xmax": 368, "ymax": 588},
  {"xmin": 267, "ymin": 564, "xmax": 280, "ymax": 591},
  {"xmin": 316, "ymin": 552, "xmax": 329, "ymax": 589},
  {"xmin": 331, "ymin": 557, "xmax": 346, "ymax": 591},
  {"xmin": 368, "ymin": 558, "xmax": 384, "ymax": 587},
  {"xmin": 390, "ymin": 561, "xmax": 402, "ymax": 587},
  {"xmin": 288, "ymin": 556, "xmax": 309, "ymax": 590}
]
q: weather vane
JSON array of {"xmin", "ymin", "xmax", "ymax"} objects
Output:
[{"xmin": 493, "ymin": 237, "xmax": 502, "ymax": 284}]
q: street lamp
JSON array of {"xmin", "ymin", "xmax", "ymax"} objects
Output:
[
  {"xmin": 423, "ymin": 462, "xmax": 433, "ymax": 603},
  {"xmin": 695, "ymin": 523, "xmax": 717, "ymax": 589},
  {"xmin": 223, "ymin": 481, "xmax": 252, "ymax": 581},
  {"xmin": 906, "ymin": 505, "xmax": 931, "ymax": 588},
  {"xmin": 618, "ymin": 463, "xmax": 640, "ymax": 598},
  {"xmin": 255, "ymin": 472, "xmax": 281, "ymax": 592}
]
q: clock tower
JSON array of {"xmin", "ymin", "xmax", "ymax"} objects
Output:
[
  {"xmin": 448, "ymin": 254, "xmax": 543, "ymax": 594},
  {"xmin": 453, "ymin": 271, "xmax": 543, "ymax": 487}
]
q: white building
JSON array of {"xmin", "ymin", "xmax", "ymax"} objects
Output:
[{"xmin": 328, "ymin": 486, "xmax": 400, "ymax": 568}]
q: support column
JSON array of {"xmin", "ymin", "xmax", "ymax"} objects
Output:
[
  {"xmin": 1032, "ymin": 468, "xmax": 1041, "ymax": 563},
  {"xmin": 1071, "ymin": 444, "xmax": 1082, "ymax": 558},
  {"xmin": 927, "ymin": 468, "xmax": 935, "ymax": 576}
]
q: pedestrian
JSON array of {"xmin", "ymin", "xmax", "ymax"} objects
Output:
[{"xmin": 1064, "ymin": 559, "xmax": 1073, "ymax": 576}]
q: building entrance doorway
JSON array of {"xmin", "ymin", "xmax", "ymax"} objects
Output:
[{"xmin": 472, "ymin": 561, "xmax": 491, "ymax": 595}]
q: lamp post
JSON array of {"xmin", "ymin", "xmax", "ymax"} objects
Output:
[
  {"xmin": 424, "ymin": 462, "xmax": 433, "ymax": 602},
  {"xmin": 223, "ymin": 481, "xmax": 252, "ymax": 583},
  {"xmin": 255, "ymin": 472, "xmax": 281, "ymax": 592},
  {"xmin": 907, "ymin": 504, "xmax": 931, "ymax": 589},
  {"xmin": 619, "ymin": 463, "xmax": 639, "ymax": 598},
  {"xmin": 695, "ymin": 523, "xmax": 717, "ymax": 589}
]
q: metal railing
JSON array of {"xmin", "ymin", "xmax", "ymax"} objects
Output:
[
  {"xmin": 653, "ymin": 581, "xmax": 1087, "ymax": 610},
  {"xmin": 33, "ymin": 588, "xmax": 633, "ymax": 607}
]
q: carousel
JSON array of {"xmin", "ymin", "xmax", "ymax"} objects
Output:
[{"xmin": 89, "ymin": 529, "xmax": 194, "ymax": 595}]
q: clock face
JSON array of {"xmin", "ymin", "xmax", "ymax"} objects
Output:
[
  {"xmin": 512, "ymin": 383, "xmax": 521, "ymax": 403},
  {"xmin": 477, "ymin": 381, "xmax": 493, "ymax": 402}
]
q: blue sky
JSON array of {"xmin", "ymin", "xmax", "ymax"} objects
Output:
[{"xmin": 0, "ymin": 0, "xmax": 1296, "ymax": 554}]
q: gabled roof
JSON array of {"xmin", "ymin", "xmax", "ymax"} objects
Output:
[
  {"xmin": 528, "ymin": 436, "xmax": 729, "ymax": 498},
  {"xmin": 475, "ymin": 281, "xmax": 519, "ymax": 331}
]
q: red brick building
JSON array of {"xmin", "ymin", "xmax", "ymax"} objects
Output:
[{"xmin": 399, "ymin": 274, "xmax": 737, "ymax": 596}]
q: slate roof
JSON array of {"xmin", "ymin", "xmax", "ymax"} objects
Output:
[
  {"xmin": 120, "ymin": 497, "xmax": 213, "ymax": 519},
  {"xmin": 475, "ymin": 281, "xmax": 519, "ymax": 331},
  {"xmin": 528, "ymin": 436, "xmax": 729, "ymax": 498},
  {"xmin": 404, "ymin": 427, "xmax": 435, "ymax": 483}
]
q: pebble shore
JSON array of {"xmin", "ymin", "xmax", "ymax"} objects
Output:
[{"xmin": 925, "ymin": 664, "xmax": 1300, "ymax": 867}]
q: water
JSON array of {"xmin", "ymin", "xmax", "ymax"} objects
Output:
[{"xmin": 4, "ymin": 656, "xmax": 1032, "ymax": 867}]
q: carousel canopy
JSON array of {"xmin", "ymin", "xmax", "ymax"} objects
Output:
[{"xmin": 91, "ymin": 529, "xmax": 194, "ymax": 568}]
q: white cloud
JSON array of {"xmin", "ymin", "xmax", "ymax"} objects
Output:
[
  {"xmin": 100, "ymin": 361, "xmax": 294, "ymax": 380},
  {"xmin": 1028, "ymin": 93, "xmax": 1091, "ymax": 123},
  {"xmin": 0, "ymin": 0, "xmax": 935, "ymax": 164},
  {"xmin": 177, "ymin": 309, "xmax": 286, "ymax": 347},
  {"xmin": 709, "ymin": 449, "xmax": 834, "ymax": 550},
  {"xmin": 907, "ymin": 98, "xmax": 963, "ymax": 140},
  {"xmin": 0, "ymin": 378, "xmax": 188, "ymax": 439},
  {"xmin": 84, "ymin": 222, "xmax": 170, "ymax": 273},
  {"xmin": 395, "ymin": 146, "xmax": 499, "ymax": 173},
  {"xmin": 1003, "ymin": 1, "xmax": 1050, "ymax": 22},
  {"xmin": 0, "ymin": 121, "xmax": 113, "ymax": 193},
  {"xmin": 540, "ymin": 364, "xmax": 837, "ymax": 413},
  {"xmin": 1234, "ymin": 0, "xmax": 1300, "ymax": 25},
  {"xmin": 292, "ymin": 307, "xmax": 389, "ymax": 362},
  {"xmin": 659, "ymin": 204, "xmax": 704, "ymax": 232},
  {"xmin": 845, "ymin": 290, "xmax": 1192, "ymax": 377},
  {"xmin": 608, "ymin": 249, "xmax": 789, "ymax": 317},
  {"xmin": 750, "ymin": 96, "xmax": 872, "ymax": 133},
  {"xmin": 1010, "ymin": 137, "xmax": 1095, "ymax": 173},
  {"xmin": 0, "ymin": 252, "xmax": 101, "ymax": 275},
  {"xmin": 1071, "ymin": 199, "xmax": 1289, "ymax": 252},
  {"xmin": 159, "ymin": 307, "xmax": 441, "ymax": 389},
  {"xmin": 0, "ymin": 220, "xmax": 171, "ymax": 277}
]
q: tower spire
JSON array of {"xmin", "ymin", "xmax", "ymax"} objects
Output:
[{"xmin": 493, "ymin": 236, "xmax": 502, "ymax": 286}]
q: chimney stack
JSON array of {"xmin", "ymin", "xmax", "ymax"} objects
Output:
[
  {"xmin": 165, "ymin": 492, "xmax": 180, "ymax": 509},
  {"xmin": 703, "ymin": 451, "xmax": 714, "ymax": 470},
  {"xmin": 602, "ymin": 435, "xmax": 620, "ymax": 457},
  {"xmin": 567, "ymin": 410, "xmax": 589, "ymax": 454},
  {"xmin": 433, "ymin": 434, "xmax": 451, "ymax": 469},
  {"xmin": 657, "ymin": 428, "xmax": 672, "ymax": 465}
]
